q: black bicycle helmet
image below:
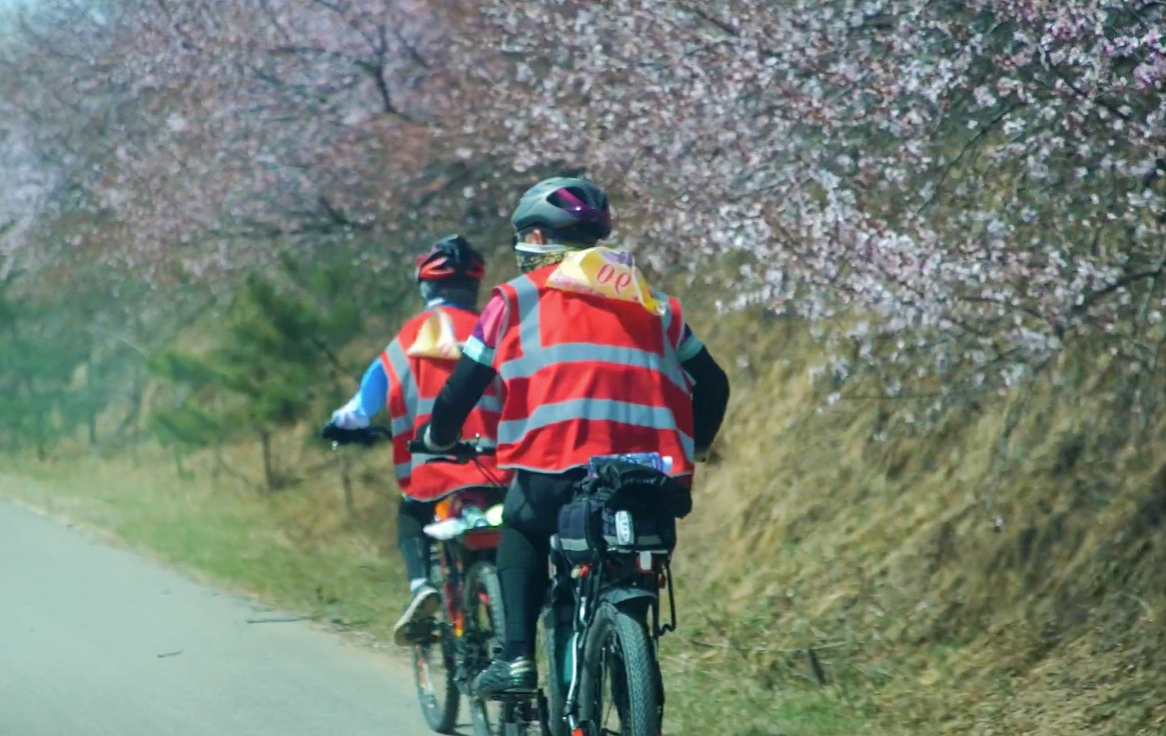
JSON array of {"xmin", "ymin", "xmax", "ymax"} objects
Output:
[
  {"xmin": 510, "ymin": 177, "xmax": 612, "ymax": 245},
  {"xmin": 415, "ymin": 234, "xmax": 485, "ymax": 284}
]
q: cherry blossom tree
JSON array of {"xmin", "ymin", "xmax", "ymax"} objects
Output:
[
  {"xmin": 0, "ymin": 0, "xmax": 504, "ymax": 280},
  {"xmin": 456, "ymin": 0, "xmax": 1166, "ymax": 412},
  {"xmin": 7, "ymin": 0, "xmax": 1166, "ymax": 421}
]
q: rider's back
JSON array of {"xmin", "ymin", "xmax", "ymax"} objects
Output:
[
  {"xmin": 491, "ymin": 265, "xmax": 695, "ymax": 477},
  {"xmin": 386, "ymin": 306, "xmax": 511, "ymax": 500}
]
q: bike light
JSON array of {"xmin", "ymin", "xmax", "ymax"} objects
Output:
[{"xmin": 614, "ymin": 510, "xmax": 635, "ymax": 545}]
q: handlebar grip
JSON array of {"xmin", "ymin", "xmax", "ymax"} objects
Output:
[{"xmin": 326, "ymin": 425, "xmax": 391, "ymax": 447}]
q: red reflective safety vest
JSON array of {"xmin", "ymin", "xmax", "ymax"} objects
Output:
[
  {"xmin": 491, "ymin": 266, "xmax": 696, "ymax": 476},
  {"xmin": 381, "ymin": 306, "xmax": 512, "ymax": 501}
]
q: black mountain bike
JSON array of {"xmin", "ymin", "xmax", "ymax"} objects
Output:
[
  {"xmin": 493, "ymin": 454, "xmax": 682, "ymax": 736},
  {"xmin": 404, "ymin": 437, "xmax": 510, "ymax": 736},
  {"xmin": 329, "ymin": 427, "xmax": 510, "ymax": 736}
]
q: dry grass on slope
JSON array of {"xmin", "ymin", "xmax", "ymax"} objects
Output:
[{"xmin": 668, "ymin": 297, "xmax": 1166, "ymax": 735}]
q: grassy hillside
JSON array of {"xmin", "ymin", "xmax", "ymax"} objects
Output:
[
  {"xmin": 667, "ymin": 303, "xmax": 1166, "ymax": 735},
  {"xmin": 3, "ymin": 280, "xmax": 1165, "ymax": 735}
]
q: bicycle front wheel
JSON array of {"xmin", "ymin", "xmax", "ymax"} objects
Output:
[
  {"xmin": 579, "ymin": 603, "xmax": 659, "ymax": 736},
  {"xmin": 412, "ymin": 553, "xmax": 460, "ymax": 733}
]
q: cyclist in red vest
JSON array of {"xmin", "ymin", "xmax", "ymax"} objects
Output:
[
  {"xmin": 420, "ymin": 178, "xmax": 730, "ymax": 694},
  {"xmin": 324, "ymin": 235, "xmax": 513, "ymax": 646}
]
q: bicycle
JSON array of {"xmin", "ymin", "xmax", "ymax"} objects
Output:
[
  {"xmin": 328, "ymin": 426, "xmax": 511, "ymax": 736},
  {"xmin": 488, "ymin": 452, "xmax": 684, "ymax": 736}
]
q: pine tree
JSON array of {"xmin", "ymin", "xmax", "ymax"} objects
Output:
[{"xmin": 148, "ymin": 260, "xmax": 365, "ymax": 490}]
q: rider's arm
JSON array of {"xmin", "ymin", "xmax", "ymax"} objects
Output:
[
  {"xmin": 329, "ymin": 357, "xmax": 389, "ymax": 429},
  {"xmin": 679, "ymin": 329, "xmax": 730, "ymax": 457},
  {"xmin": 426, "ymin": 294, "xmax": 508, "ymax": 448}
]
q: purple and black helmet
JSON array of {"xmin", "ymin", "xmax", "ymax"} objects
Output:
[{"xmin": 510, "ymin": 177, "xmax": 612, "ymax": 245}]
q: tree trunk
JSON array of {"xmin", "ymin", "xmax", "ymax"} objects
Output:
[
  {"xmin": 260, "ymin": 429, "xmax": 275, "ymax": 492},
  {"xmin": 211, "ymin": 442, "xmax": 223, "ymax": 490},
  {"xmin": 34, "ymin": 412, "xmax": 47, "ymax": 461},
  {"xmin": 87, "ymin": 361, "xmax": 100, "ymax": 447},
  {"xmin": 339, "ymin": 453, "xmax": 355, "ymax": 518},
  {"xmin": 116, "ymin": 367, "xmax": 144, "ymax": 439}
]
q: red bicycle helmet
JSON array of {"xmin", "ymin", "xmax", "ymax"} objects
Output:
[{"xmin": 415, "ymin": 234, "xmax": 486, "ymax": 283}]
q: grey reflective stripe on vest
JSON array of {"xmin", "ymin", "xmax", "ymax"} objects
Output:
[
  {"xmin": 496, "ymin": 398, "xmax": 695, "ymax": 458},
  {"xmin": 385, "ymin": 338, "xmax": 418, "ymax": 481},
  {"xmin": 391, "ymin": 416, "xmax": 412, "ymax": 436},
  {"xmin": 511, "ymin": 274, "xmax": 543, "ymax": 351},
  {"xmin": 477, "ymin": 394, "xmax": 502, "ymax": 413},
  {"xmin": 502, "ymin": 275, "xmax": 686, "ymax": 389},
  {"xmin": 386, "ymin": 338, "xmax": 419, "ymax": 422},
  {"xmin": 498, "ymin": 342, "xmax": 688, "ymax": 391}
]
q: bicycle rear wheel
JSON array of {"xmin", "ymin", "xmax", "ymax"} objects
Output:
[
  {"xmin": 579, "ymin": 603, "xmax": 659, "ymax": 736},
  {"xmin": 464, "ymin": 561, "xmax": 507, "ymax": 736}
]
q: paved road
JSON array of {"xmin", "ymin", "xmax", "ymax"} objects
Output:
[{"xmin": 0, "ymin": 500, "xmax": 447, "ymax": 736}]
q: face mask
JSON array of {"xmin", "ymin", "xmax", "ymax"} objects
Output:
[
  {"xmin": 418, "ymin": 280, "xmax": 479, "ymax": 309},
  {"xmin": 514, "ymin": 240, "xmax": 572, "ymax": 274}
]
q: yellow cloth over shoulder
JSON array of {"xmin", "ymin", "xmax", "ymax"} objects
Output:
[
  {"xmin": 406, "ymin": 308, "xmax": 463, "ymax": 360},
  {"xmin": 545, "ymin": 246, "xmax": 666, "ymax": 316}
]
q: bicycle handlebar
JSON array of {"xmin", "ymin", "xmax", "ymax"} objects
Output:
[
  {"xmin": 406, "ymin": 438, "xmax": 497, "ymax": 462},
  {"xmin": 324, "ymin": 425, "xmax": 392, "ymax": 448},
  {"xmin": 326, "ymin": 423, "xmax": 496, "ymax": 466}
]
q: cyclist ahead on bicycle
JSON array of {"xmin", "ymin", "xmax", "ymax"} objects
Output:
[
  {"xmin": 419, "ymin": 177, "xmax": 730, "ymax": 694},
  {"xmin": 324, "ymin": 235, "xmax": 514, "ymax": 647}
]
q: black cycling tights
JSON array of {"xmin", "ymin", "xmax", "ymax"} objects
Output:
[
  {"xmin": 496, "ymin": 469, "xmax": 583, "ymax": 661},
  {"xmin": 496, "ymin": 526, "xmax": 550, "ymax": 660}
]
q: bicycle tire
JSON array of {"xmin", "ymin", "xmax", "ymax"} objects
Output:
[
  {"xmin": 579, "ymin": 603, "xmax": 659, "ymax": 736},
  {"xmin": 412, "ymin": 551, "xmax": 460, "ymax": 734},
  {"xmin": 540, "ymin": 608, "xmax": 569, "ymax": 736},
  {"xmin": 464, "ymin": 561, "xmax": 507, "ymax": 736}
]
